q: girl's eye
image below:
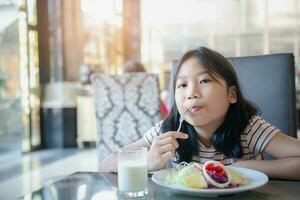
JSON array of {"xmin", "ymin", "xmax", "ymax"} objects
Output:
[
  {"xmin": 177, "ymin": 83, "xmax": 187, "ymax": 88},
  {"xmin": 200, "ymin": 79, "xmax": 211, "ymax": 84}
]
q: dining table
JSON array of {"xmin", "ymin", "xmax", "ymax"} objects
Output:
[{"xmin": 20, "ymin": 171, "xmax": 300, "ymax": 200}]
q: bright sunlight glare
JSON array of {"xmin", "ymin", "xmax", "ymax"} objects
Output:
[{"xmin": 81, "ymin": 0, "xmax": 114, "ymax": 24}]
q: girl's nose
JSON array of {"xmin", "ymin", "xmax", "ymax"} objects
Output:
[
  {"xmin": 188, "ymin": 94, "xmax": 199, "ymax": 99},
  {"xmin": 187, "ymin": 85, "xmax": 200, "ymax": 99}
]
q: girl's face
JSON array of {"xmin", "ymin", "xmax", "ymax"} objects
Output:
[{"xmin": 175, "ymin": 56, "xmax": 237, "ymax": 128}]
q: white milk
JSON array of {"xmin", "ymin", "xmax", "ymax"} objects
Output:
[{"xmin": 118, "ymin": 160, "xmax": 148, "ymax": 192}]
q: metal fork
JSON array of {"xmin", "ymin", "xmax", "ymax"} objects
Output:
[
  {"xmin": 165, "ymin": 109, "xmax": 190, "ymax": 169},
  {"xmin": 177, "ymin": 109, "xmax": 190, "ymax": 132}
]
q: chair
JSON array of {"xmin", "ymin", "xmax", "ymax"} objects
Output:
[
  {"xmin": 91, "ymin": 73, "xmax": 162, "ymax": 160},
  {"xmin": 228, "ymin": 53, "xmax": 297, "ymax": 138},
  {"xmin": 169, "ymin": 53, "xmax": 297, "ymax": 138}
]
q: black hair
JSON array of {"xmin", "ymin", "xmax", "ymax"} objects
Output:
[{"xmin": 161, "ymin": 46, "xmax": 259, "ymax": 162}]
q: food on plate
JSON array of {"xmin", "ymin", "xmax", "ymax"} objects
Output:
[
  {"xmin": 203, "ymin": 160, "xmax": 231, "ymax": 188},
  {"xmin": 165, "ymin": 162, "xmax": 207, "ymax": 189},
  {"xmin": 228, "ymin": 167, "xmax": 248, "ymax": 186},
  {"xmin": 165, "ymin": 161, "xmax": 248, "ymax": 189}
]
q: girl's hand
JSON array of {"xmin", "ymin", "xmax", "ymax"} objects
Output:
[{"xmin": 148, "ymin": 131, "xmax": 188, "ymax": 171}]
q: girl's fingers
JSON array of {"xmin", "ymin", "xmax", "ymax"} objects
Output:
[
  {"xmin": 158, "ymin": 131, "xmax": 189, "ymax": 140},
  {"xmin": 161, "ymin": 151, "xmax": 175, "ymax": 161},
  {"xmin": 157, "ymin": 137, "xmax": 179, "ymax": 149},
  {"xmin": 150, "ymin": 131, "xmax": 187, "ymax": 168},
  {"xmin": 159, "ymin": 143, "xmax": 176, "ymax": 154}
]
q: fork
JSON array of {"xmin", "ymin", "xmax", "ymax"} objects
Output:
[
  {"xmin": 165, "ymin": 109, "xmax": 190, "ymax": 169},
  {"xmin": 177, "ymin": 109, "xmax": 190, "ymax": 132}
]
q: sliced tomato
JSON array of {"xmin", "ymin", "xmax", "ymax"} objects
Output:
[
  {"xmin": 205, "ymin": 163, "xmax": 214, "ymax": 171},
  {"xmin": 214, "ymin": 166, "xmax": 223, "ymax": 173},
  {"xmin": 218, "ymin": 170, "xmax": 227, "ymax": 177}
]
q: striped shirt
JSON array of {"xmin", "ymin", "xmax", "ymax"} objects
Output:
[{"xmin": 143, "ymin": 115, "xmax": 280, "ymax": 165}]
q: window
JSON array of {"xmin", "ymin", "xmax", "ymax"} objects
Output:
[{"xmin": 141, "ymin": 0, "xmax": 300, "ymax": 88}]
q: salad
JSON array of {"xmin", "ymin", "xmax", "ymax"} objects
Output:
[{"xmin": 165, "ymin": 160, "xmax": 248, "ymax": 189}]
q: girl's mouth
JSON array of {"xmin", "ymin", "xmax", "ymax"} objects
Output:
[{"xmin": 190, "ymin": 106, "xmax": 202, "ymax": 113}]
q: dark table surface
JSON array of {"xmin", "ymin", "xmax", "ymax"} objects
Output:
[{"xmin": 20, "ymin": 171, "xmax": 300, "ymax": 200}]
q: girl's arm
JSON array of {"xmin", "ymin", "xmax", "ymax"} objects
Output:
[
  {"xmin": 233, "ymin": 132, "xmax": 300, "ymax": 180},
  {"xmin": 99, "ymin": 138, "xmax": 150, "ymax": 172}
]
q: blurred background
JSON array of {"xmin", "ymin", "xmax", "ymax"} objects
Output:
[
  {"xmin": 1, "ymin": 0, "xmax": 300, "ymax": 195},
  {"xmin": 1, "ymin": 0, "xmax": 300, "ymax": 198}
]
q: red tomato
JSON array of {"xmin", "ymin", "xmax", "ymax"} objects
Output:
[
  {"xmin": 219, "ymin": 170, "xmax": 227, "ymax": 177},
  {"xmin": 205, "ymin": 163, "xmax": 214, "ymax": 171},
  {"xmin": 214, "ymin": 165, "xmax": 223, "ymax": 173}
]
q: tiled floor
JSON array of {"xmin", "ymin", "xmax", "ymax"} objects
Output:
[
  {"xmin": 0, "ymin": 148, "xmax": 98, "ymax": 200},
  {"xmin": 0, "ymin": 149, "xmax": 77, "ymax": 182}
]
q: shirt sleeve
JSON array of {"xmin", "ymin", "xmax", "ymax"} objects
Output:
[
  {"xmin": 143, "ymin": 121, "xmax": 163, "ymax": 145},
  {"xmin": 245, "ymin": 116, "xmax": 280, "ymax": 156}
]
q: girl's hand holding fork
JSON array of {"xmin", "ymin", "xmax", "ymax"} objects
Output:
[{"xmin": 148, "ymin": 131, "xmax": 188, "ymax": 171}]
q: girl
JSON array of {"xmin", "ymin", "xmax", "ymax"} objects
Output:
[{"xmin": 100, "ymin": 47, "xmax": 300, "ymax": 180}]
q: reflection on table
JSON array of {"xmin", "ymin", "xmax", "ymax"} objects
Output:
[{"xmin": 20, "ymin": 172, "xmax": 300, "ymax": 200}]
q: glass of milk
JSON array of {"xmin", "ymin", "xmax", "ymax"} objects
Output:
[{"xmin": 117, "ymin": 147, "xmax": 148, "ymax": 198}]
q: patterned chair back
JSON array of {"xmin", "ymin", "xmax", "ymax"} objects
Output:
[{"xmin": 91, "ymin": 73, "xmax": 161, "ymax": 160}]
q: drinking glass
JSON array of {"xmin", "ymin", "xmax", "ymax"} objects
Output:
[{"xmin": 117, "ymin": 147, "xmax": 148, "ymax": 198}]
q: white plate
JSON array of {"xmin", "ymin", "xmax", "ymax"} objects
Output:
[{"xmin": 152, "ymin": 167, "xmax": 268, "ymax": 197}]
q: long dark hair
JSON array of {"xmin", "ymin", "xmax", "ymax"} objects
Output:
[{"xmin": 161, "ymin": 46, "xmax": 259, "ymax": 162}]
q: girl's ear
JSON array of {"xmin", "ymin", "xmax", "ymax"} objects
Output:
[{"xmin": 228, "ymin": 86, "xmax": 237, "ymax": 104}]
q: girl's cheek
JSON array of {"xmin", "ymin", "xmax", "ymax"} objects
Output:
[{"xmin": 175, "ymin": 97, "xmax": 182, "ymax": 109}]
